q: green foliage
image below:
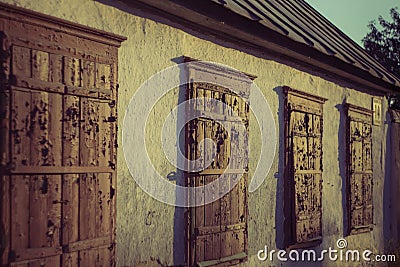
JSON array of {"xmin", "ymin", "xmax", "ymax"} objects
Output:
[{"xmin": 363, "ymin": 7, "xmax": 400, "ymax": 78}]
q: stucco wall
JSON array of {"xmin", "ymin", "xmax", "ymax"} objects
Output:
[{"xmin": 0, "ymin": 1, "xmax": 391, "ymax": 266}]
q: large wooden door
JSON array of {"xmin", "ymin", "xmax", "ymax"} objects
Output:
[
  {"xmin": 0, "ymin": 4, "xmax": 125, "ymax": 266},
  {"xmin": 185, "ymin": 61, "xmax": 253, "ymax": 266}
]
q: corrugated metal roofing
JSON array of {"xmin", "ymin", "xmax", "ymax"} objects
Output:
[{"xmin": 210, "ymin": 0, "xmax": 400, "ymax": 87}]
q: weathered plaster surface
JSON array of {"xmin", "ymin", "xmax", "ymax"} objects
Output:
[{"xmin": 1, "ymin": 0, "xmax": 390, "ymax": 266}]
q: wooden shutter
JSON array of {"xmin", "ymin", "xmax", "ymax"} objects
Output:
[
  {"xmin": 0, "ymin": 4, "xmax": 125, "ymax": 266},
  {"xmin": 185, "ymin": 60, "xmax": 254, "ymax": 266},
  {"xmin": 283, "ymin": 87, "xmax": 326, "ymax": 248},
  {"xmin": 345, "ymin": 104, "xmax": 373, "ymax": 235}
]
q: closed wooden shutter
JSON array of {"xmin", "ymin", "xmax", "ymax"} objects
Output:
[
  {"xmin": 0, "ymin": 3, "xmax": 125, "ymax": 266},
  {"xmin": 185, "ymin": 60, "xmax": 254, "ymax": 266},
  {"xmin": 283, "ymin": 87, "xmax": 326, "ymax": 248},
  {"xmin": 345, "ymin": 104, "xmax": 373, "ymax": 235}
]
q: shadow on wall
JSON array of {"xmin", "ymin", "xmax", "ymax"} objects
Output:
[
  {"xmin": 383, "ymin": 110, "xmax": 400, "ymax": 260},
  {"xmin": 335, "ymin": 100, "xmax": 349, "ymax": 237},
  {"xmin": 172, "ymin": 58, "xmax": 188, "ymax": 266},
  {"xmin": 273, "ymin": 86, "xmax": 285, "ymax": 250}
]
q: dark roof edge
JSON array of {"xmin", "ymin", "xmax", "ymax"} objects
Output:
[{"xmin": 130, "ymin": 0, "xmax": 399, "ymax": 94}]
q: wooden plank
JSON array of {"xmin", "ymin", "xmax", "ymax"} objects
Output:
[
  {"xmin": 61, "ymin": 94, "xmax": 80, "ymax": 267},
  {"xmin": 231, "ymin": 229, "xmax": 245, "ymax": 256},
  {"xmin": 46, "ymin": 175, "xmax": 62, "ymax": 248},
  {"xmin": 61, "ymin": 174, "xmax": 79, "ymax": 267},
  {"xmin": 63, "ymin": 236, "xmax": 110, "ymax": 253},
  {"xmin": 210, "ymin": 175, "xmax": 221, "ymax": 261},
  {"xmin": 78, "ymin": 173, "xmax": 97, "ymax": 262},
  {"xmin": 62, "ymin": 95, "xmax": 80, "ymax": 167},
  {"xmin": 79, "ymin": 97, "xmax": 99, "ymax": 264},
  {"xmin": 98, "ymin": 101, "xmax": 112, "ymax": 167},
  {"xmin": 204, "ymin": 120, "xmax": 215, "ymax": 170},
  {"xmin": 12, "ymin": 46, "xmax": 31, "ymax": 78},
  {"xmin": 61, "ymin": 174, "xmax": 79, "ymax": 244},
  {"xmin": 27, "ymin": 177, "xmax": 62, "ymax": 258},
  {"xmin": 194, "ymin": 175, "xmax": 206, "ymax": 263},
  {"xmin": 64, "ymin": 86, "xmax": 99, "ymax": 98},
  {"xmin": 29, "ymin": 256, "xmax": 60, "ymax": 267},
  {"xmin": 29, "ymin": 176, "xmax": 50, "ymax": 248},
  {"xmin": 0, "ymin": 90, "xmax": 10, "ymax": 265},
  {"xmin": 10, "ymin": 166, "xmax": 114, "ymax": 174},
  {"xmin": 96, "ymin": 101, "xmax": 112, "ymax": 265},
  {"xmin": 196, "ymin": 252, "xmax": 247, "ymax": 267},
  {"xmin": 205, "ymin": 175, "xmax": 220, "ymax": 227},
  {"xmin": 82, "ymin": 60, "xmax": 95, "ymax": 89},
  {"xmin": 64, "ymin": 57, "xmax": 81, "ymax": 87},
  {"xmin": 187, "ymin": 169, "xmax": 247, "ymax": 176},
  {"xmin": 9, "ymin": 262, "xmax": 28, "ymax": 267},
  {"xmin": 30, "ymin": 91, "xmax": 49, "ymax": 166},
  {"xmin": 204, "ymin": 89, "xmax": 213, "ymax": 114},
  {"xmin": 48, "ymin": 93, "xmax": 62, "ymax": 166},
  {"xmin": 62, "ymin": 253, "xmax": 78, "ymax": 267},
  {"xmin": 229, "ymin": 124, "xmax": 239, "ymax": 169},
  {"xmin": 109, "ymin": 80, "xmax": 117, "ymax": 265},
  {"xmin": 80, "ymin": 98, "xmax": 99, "ymax": 166},
  {"xmin": 97, "ymin": 247, "xmax": 111, "ymax": 267},
  {"xmin": 195, "ymin": 236, "xmax": 205, "ymax": 263},
  {"xmin": 215, "ymin": 123, "xmax": 224, "ymax": 169},
  {"xmin": 96, "ymin": 63, "xmax": 111, "ymax": 90},
  {"xmin": 238, "ymin": 173, "xmax": 247, "ymax": 225},
  {"xmin": 11, "ymin": 77, "xmax": 64, "ymax": 94},
  {"xmin": 79, "ymin": 249, "xmax": 98, "ymax": 267},
  {"xmin": 230, "ymin": 174, "xmax": 239, "ymax": 224},
  {"xmin": 220, "ymin": 173, "xmax": 231, "ymax": 259},
  {"xmin": 10, "ymin": 91, "xmax": 31, "ymax": 257},
  {"xmin": 0, "ymin": 91, "xmax": 10, "ymax": 167},
  {"xmin": 195, "ymin": 175, "xmax": 205, "ymax": 234},
  {"xmin": 31, "ymin": 50, "xmax": 49, "ymax": 82},
  {"xmin": 204, "ymin": 233, "xmax": 214, "ymax": 261},
  {"xmin": 12, "ymin": 247, "xmax": 62, "ymax": 262},
  {"xmin": 0, "ymin": 175, "xmax": 10, "ymax": 265},
  {"xmin": 196, "ymin": 222, "xmax": 245, "ymax": 235},
  {"xmin": 45, "ymin": 90, "xmax": 63, "ymax": 257},
  {"xmin": 10, "ymin": 175, "xmax": 30, "ymax": 251},
  {"xmin": 28, "ymin": 87, "xmax": 62, "ymax": 261},
  {"xmin": 223, "ymin": 122, "xmax": 231, "ymax": 170},
  {"xmin": 49, "ymin": 53, "xmax": 63, "ymax": 84},
  {"xmin": 11, "ymin": 90, "xmax": 31, "ymax": 166}
]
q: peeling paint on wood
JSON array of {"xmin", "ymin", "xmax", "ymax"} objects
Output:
[
  {"xmin": 284, "ymin": 87, "xmax": 326, "ymax": 247},
  {"xmin": 345, "ymin": 104, "xmax": 373, "ymax": 235},
  {"xmin": 187, "ymin": 68, "xmax": 252, "ymax": 265},
  {"xmin": 0, "ymin": 6, "xmax": 123, "ymax": 266}
]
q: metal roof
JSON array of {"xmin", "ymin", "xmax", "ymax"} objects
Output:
[
  {"xmin": 210, "ymin": 0, "xmax": 399, "ymax": 87},
  {"xmin": 120, "ymin": 0, "xmax": 400, "ymax": 92}
]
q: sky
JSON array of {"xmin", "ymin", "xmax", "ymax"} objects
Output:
[{"xmin": 305, "ymin": 0, "xmax": 399, "ymax": 46}]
